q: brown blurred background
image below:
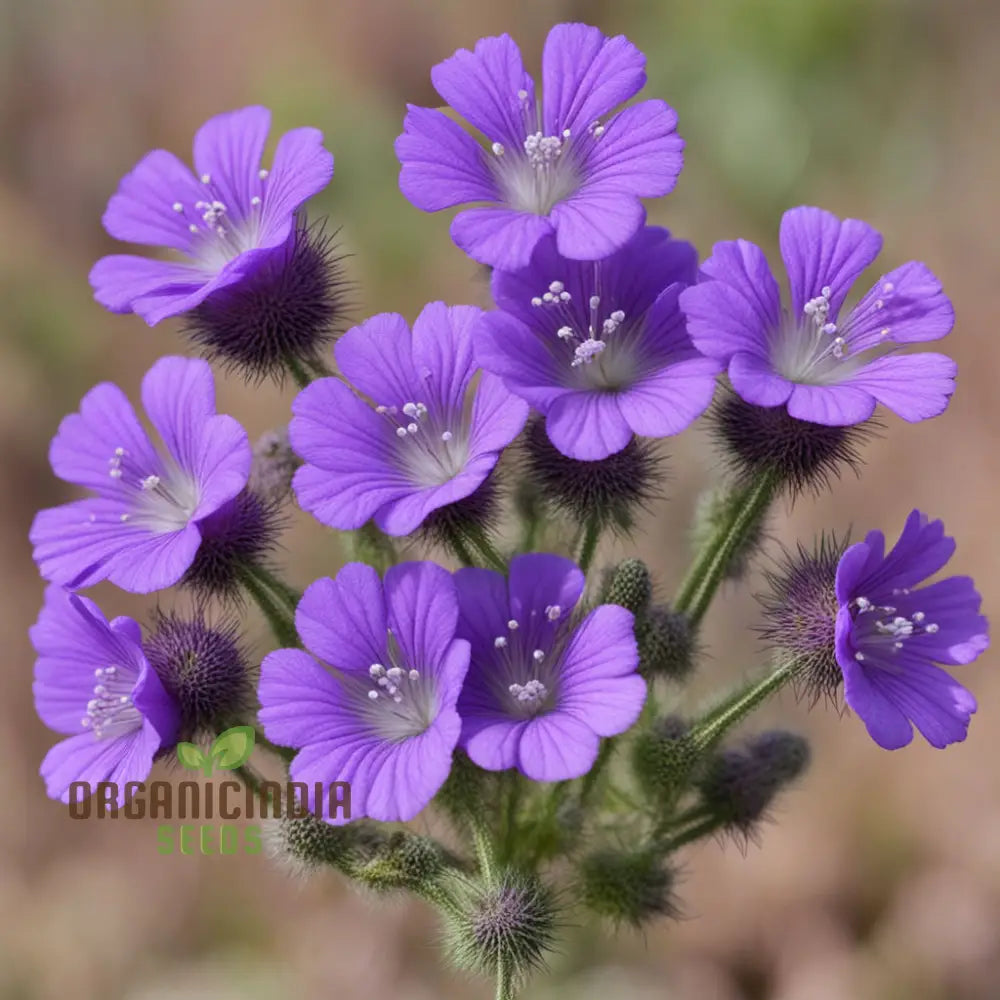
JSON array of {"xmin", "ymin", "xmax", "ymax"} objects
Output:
[{"xmin": 2, "ymin": 0, "xmax": 998, "ymax": 997}]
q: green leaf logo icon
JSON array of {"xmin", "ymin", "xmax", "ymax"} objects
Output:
[
  {"xmin": 210, "ymin": 725, "xmax": 255, "ymax": 771},
  {"xmin": 176, "ymin": 742, "xmax": 210, "ymax": 774}
]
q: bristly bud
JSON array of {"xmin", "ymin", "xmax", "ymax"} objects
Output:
[
  {"xmin": 601, "ymin": 558, "xmax": 653, "ymax": 615},
  {"xmin": 692, "ymin": 483, "xmax": 768, "ymax": 580},
  {"xmin": 757, "ymin": 534, "xmax": 849, "ymax": 703},
  {"xmin": 695, "ymin": 730, "xmax": 811, "ymax": 841},
  {"xmin": 631, "ymin": 715, "xmax": 698, "ymax": 801},
  {"xmin": 264, "ymin": 812, "xmax": 368, "ymax": 877},
  {"xmin": 249, "ymin": 427, "xmax": 300, "ymax": 504},
  {"xmin": 184, "ymin": 217, "xmax": 350, "ymax": 382},
  {"xmin": 353, "ymin": 830, "xmax": 449, "ymax": 894},
  {"xmin": 444, "ymin": 869, "xmax": 558, "ymax": 984},
  {"xmin": 637, "ymin": 605, "xmax": 696, "ymax": 681},
  {"xmin": 521, "ymin": 416, "xmax": 663, "ymax": 534},
  {"xmin": 181, "ymin": 489, "xmax": 282, "ymax": 600},
  {"xmin": 710, "ymin": 386, "xmax": 877, "ymax": 497},
  {"xmin": 579, "ymin": 848, "xmax": 680, "ymax": 928},
  {"xmin": 144, "ymin": 611, "xmax": 253, "ymax": 740}
]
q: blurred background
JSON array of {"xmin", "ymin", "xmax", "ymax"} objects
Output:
[{"xmin": 2, "ymin": 0, "xmax": 998, "ymax": 997}]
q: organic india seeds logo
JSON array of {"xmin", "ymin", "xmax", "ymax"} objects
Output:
[{"xmin": 66, "ymin": 726, "xmax": 351, "ymax": 855}]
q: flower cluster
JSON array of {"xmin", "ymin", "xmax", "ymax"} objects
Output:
[{"xmin": 27, "ymin": 20, "xmax": 988, "ymax": 999}]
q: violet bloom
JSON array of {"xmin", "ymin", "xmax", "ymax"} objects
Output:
[
  {"xmin": 291, "ymin": 302, "xmax": 528, "ymax": 535},
  {"xmin": 90, "ymin": 106, "xmax": 334, "ymax": 325},
  {"xmin": 680, "ymin": 206, "xmax": 957, "ymax": 425},
  {"xmin": 835, "ymin": 510, "xmax": 988, "ymax": 750},
  {"xmin": 478, "ymin": 226, "xmax": 721, "ymax": 460},
  {"xmin": 454, "ymin": 553, "xmax": 645, "ymax": 780},
  {"xmin": 32, "ymin": 586, "xmax": 179, "ymax": 803},
  {"xmin": 258, "ymin": 562, "xmax": 470, "ymax": 822},
  {"xmin": 395, "ymin": 22, "xmax": 683, "ymax": 270},
  {"xmin": 30, "ymin": 357, "xmax": 250, "ymax": 594}
]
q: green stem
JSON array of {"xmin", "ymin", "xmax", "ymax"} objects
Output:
[
  {"xmin": 576, "ymin": 518, "xmax": 601, "ymax": 574},
  {"xmin": 501, "ymin": 771, "xmax": 522, "ymax": 864},
  {"xmin": 661, "ymin": 814, "xmax": 723, "ymax": 852},
  {"xmin": 495, "ymin": 958, "xmax": 516, "ymax": 1000},
  {"xmin": 447, "ymin": 529, "xmax": 477, "ymax": 568},
  {"xmin": 689, "ymin": 662, "xmax": 795, "ymax": 752},
  {"xmin": 470, "ymin": 816, "xmax": 498, "ymax": 887},
  {"xmin": 241, "ymin": 571, "xmax": 299, "ymax": 647},
  {"xmin": 578, "ymin": 737, "xmax": 614, "ymax": 807},
  {"xmin": 462, "ymin": 522, "xmax": 508, "ymax": 573},
  {"xmin": 245, "ymin": 564, "xmax": 300, "ymax": 612},
  {"xmin": 235, "ymin": 762, "xmax": 274, "ymax": 810},
  {"xmin": 285, "ymin": 356, "xmax": 313, "ymax": 390},
  {"xmin": 347, "ymin": 521, "xmax": 399, "ymax": 574},
  {"xmin": 254, "ymin": 730, "xmax": 296, "ymax": 765},
  {"xmin": 673, "ymin": 471, "xmax": 777, "ymax": 628}
]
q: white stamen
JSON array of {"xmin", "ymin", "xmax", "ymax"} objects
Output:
[
  {"xmin": 368, "ymin": 690, "xmax": 379, "ymax": 700},
  {"xmin": 172, "ymin": 202, "xmax": 183, "ymax": 212},
  {"xmin": 200, "ymin": 173, "xmax": 211, "ymax": 183},
  {"xmin": 141, "ymin": 475, "xmax": 161, "ymax": 491},
  {"xmin": 250, "ymin": 195, "xmax": 261, "ymax": 206},
  {"xmin": 507, "ymin": 619, "xmax": 519, "ymax": 631},
  {"xmin": 258, "ymin": 169, "xmax": 269, "ymax": 179},
  {"xmin": 491, "ymin": 142, "xmax": 505, "ymax": 156},
  {"xmin": 494, "ymin": 636, "xmax": 507, "ymax": 649},
  {"xmin": 532, "ymin": 649, "xmax": 545, "ymax": 663},
  {"xmin": 441, "ymin": 431, "xmax": 453, "ymax": 442}
]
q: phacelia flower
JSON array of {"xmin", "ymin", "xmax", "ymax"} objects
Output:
[
  {"xmin": 454, "ymin": 553, "xmax": 645, "ymax": 780},
  {"xmin": 89, "ymin": 106, "xmax": 335, "ymax": 330},
  {"xmin": 478, "ymin": 227, "xmax": 721, "ymax": 460},
  {"xmin": 32, "ymin": 586, "xmax": 179, "ymax": 803},
  {"xmin": 30, "ymin": 357, "xmax": 251, "ymax": 594},
  {"xmin": 762, "ymin": 510, "xmax": 988, "ymax": 750},
  {"xmin": 395, "ymin": 23, "xmax": 683, "ymax": 270},
  {"xmin": 680, "ymin": 206, "xmax": 957, "ymax": 426},
  {"xmin": 257, "ymin": 561, "xmax": 470, "ymax": 822},
  {"xmin": 291, "ymin": 302, "xmax": 528, "ymax": 536}
]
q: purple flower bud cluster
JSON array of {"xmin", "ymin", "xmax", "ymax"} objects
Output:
[{"xmin": 24, "ymin": 19, "xmax": 990, "ymax": 987}]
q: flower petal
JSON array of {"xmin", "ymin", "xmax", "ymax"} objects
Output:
[
  {"xmin": 468, "ymin": 372, "xmax": 531, "ymax": 456},
  {"xmin": 508, "ymin": 553, "xmax": 586, "ymax": 622},
  {"xmin": 843, "ymin": 352, "xmax": 956, "ymax": 423},
  {"xmin": 258, "ymin": 127, "xmax": 335, "ymax": 245},
  {"xmin": 89, "ymin": 255, "xmax": 207, "ymax": 317},
  {"xmin": 786, "ymin": 381, "xmax": 877, "ymax": 425},
  {"xmin": 450, "ymin": 207, "xmax": 554, "ymax": 270},
  {"xmin": 728, "ymin": 351, "xmax": 794, "ymax": 408},
  {"xmin": 384, "ymin": 561, "xmax": 462, "ymax": 678},
  {"xmin": 333, "ymin": 312, "xmax": 416, "ymax": 404},
  {"xmin": 544, "ymin": 389, "xmax": 633, "ymax": 460},
  {"xmin": 396, "ymin": 105, "xmax": 499, "ymax": 211},
  {"xmin": 541, "ymin": 24, "xmax": 646, "ymax": 135},
  {"xmin": 516, "ymin": 712, "xmax": 601, "ymax": 780},
  {"xmin": 474, "ymin": 311, "xmax": 566, "ymax": 409},
  {"xmin": 779, "ymin": 206, "xmax": 883, "ymax": 318},
  {"xmin": 549, "ymin": 186, "xmax": 645, "ymax": 261},
  {"xmin": 618, "ymin": 355, "xmax": 720, "ymax": 438},
  {"xmin": 840, "ymin": 654, "xmax": 915, "ymax": 750}
]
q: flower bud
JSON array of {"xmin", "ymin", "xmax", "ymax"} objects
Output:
[
  {"xmin": 521, "ymin": 416, "xmax": 663, "ymax": 534},
  {"xmin": 353, "ymin": 831, "xmax": 449, "ymax": 894},
  {"xmin": 710, "ymin": 386, "xmax": 875, "ymax": 497},
  {"xmin": 248, "ymin": 427, "xmax": 299, "ymax": 504},
  {"xmin": 695, "ymin": 730, "xmax": 811, "ymax": 840},
  {"xmin": 264, "ymin": 812, "xmax": 362, "ymax": 877},
  {"xmin": 444, "ymin": 869, "xmax": 558, "ymax": 984},
  {"xmin": 636, "ymin": 605, "xmax": 696, "ymax": 681},
  {"xmin": 631, "ymin": 714, "xmax": 698, "ymax": 801},
  {"xmin": 184, "ymin": 218, "xmax": 350, "ymax": 382},
  {"xmin": 181, "ymin": 489, "xmax": 282, "ymax": 600},
  {"xmin": 579, "ymin": 848, "xmax": 680, "ymax": 927},
  {"xmin": 600, "ymin": 558, "xmax": 653, "ymax": 615},
  {"xmin": 692, "ymin": 483, "xmax": 767, "ymax": 581}
]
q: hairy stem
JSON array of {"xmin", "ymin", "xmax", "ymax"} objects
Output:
[
  {"xmin": 285, "ymin": 355, "xmax": 313, "ymax": 390},
  {"xmin": 673, "ymin": 471, "xmax": 777, "ymax": 628},
  {"xmin": 495, "ymin": 957, "xmax": 516, "ymax": 1000},
  {"xmin": 462, "ymin": 521, "xmax": 508, "ymax": 573},
  {"xmin": 241, "ymin": 571, "xmax": 299, "ymax": 648},
  {"xmin": 576, "ymin": 518, "xmax": 601, "ymax": 574}
]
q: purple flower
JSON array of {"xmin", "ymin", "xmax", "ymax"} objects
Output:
[
  {"xmin": 478, "ymin": 226, "xmax": 721, "ymax": 460},
  {"xmin": 90, "ymin": 106, "xmax": 334, "ymax": 325},
  {"xmin": 680, "ymin": 206, "xmax": 957, "ymax": 426},
  {"xmin": 395, "ymin": 23, "xmax": 683, "ymax": 270},
  {"xmin": 257, "ymin": 562, "xmax": 470, "ymax": 822},
  {"xmin": 835, "ymin": 510, "xmax": 988, "ymax": 749},
  {"xmin": 32, "ymin": 586, "xmax": 179, "ymax": 803},
  {"xmin": 454, "ymin": 553, "xmax": 645, "ymax": 780},
  {"xmin": 30, "ymin": 357, "xmax": 251, "ymax": 594},
  {"xmin": 291, "ymin": 302, "xmax": 528, "ymax": 535}
]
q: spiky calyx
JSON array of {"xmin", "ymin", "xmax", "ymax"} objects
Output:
[
  {"xmin": 710, "ymin": 387, "xmax": 876, "ymax": 498},
  {"xmin": 181, "ymin": 490, "xmax": 282, "ymax": 601},
  {"xmin": 631, "ymin": 715, "xmax": 699, "ymax": 801},
  {"xmin": 248, "ymin": 427, "xmax": 300, "ymax": 504},
  {"xmin": 416, "ymin": 476, "xmax": 501, "ymax": 554},
  {"xmin": 444, "ymin": 869, "xmax": 558, "ymax": 984},
  {"xmin": 353, "ymin": 831, "xmax": 450, "ymax": 894},
  {"xmin": 601, "ymin": 559, "xmax": 653, "ymax": 615},
  {"xmin": 521, "ymin": 417, "xmax": 664, "ymax": 535},
  {"xmin": 637, "ymin": 605, "xmax": 696, "ymax": 681},
  {"xmin": 695, "ymin": 730, "xmax": 811, "ymax": 839},
  {"xmin": 184, "ymin": 217, "xmax": 350, "ymax": 382},
  {"xmin": 264, "ymin": 812, "xmax": 368, "ymax": 877},
  {"xmin": 144, "ymin": 611, "xmax": 253, "ymax": 740},
  {"xmin": 692, "ymin": 483, "xmax": 768, "ymax": 580},
  {"xmin": 579, "ymin": 848, "xmax": 680, "ymax": 928},
  {"xmin": 757, "ymin": 534, "xmax": 850, "ymax": 703}
]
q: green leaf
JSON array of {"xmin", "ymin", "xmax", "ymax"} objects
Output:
[
  {"xmin": 176, "ymin": 742, "xmax": 207, "ymax": 772},
  {"xmin": 210, "ymin": 725, "xmax": 256, "ymax": 770}
]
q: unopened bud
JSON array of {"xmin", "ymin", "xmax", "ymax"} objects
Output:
[
  {"xmin": 631, "ymin": 715, "xmax": 698, "ymax": 801},
  {"xmin": 354, "ymin": 831, "xmax": 448, "ymax": 894},
  {"xmin": 579, "ymin": 848, "xmax": 680, "ymax": 927},
  {"xmin": 601, "ymin": 559, "xmax": 653, "ymax": 615},
  {"xmin": 263, "ymin": 812, "xmax": 363, "ymax": 877},
  {"xmin": 637, "ymin": 605, "xmax": 696, "ymax": 681}
]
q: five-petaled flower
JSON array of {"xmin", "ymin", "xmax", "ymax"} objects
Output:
[
  {"xmin": 680, "ymin": 206, "xmax": 957, "ymax": 426},
  {"xmin": 477, "ymin": 226, "xmax": 721, "ymax": 460},
  {"xmin": 290, "ymin": 302, "xmax": 529, "ymax": 535},
  {"xmin": 32, "ymin": 586, "xmax": 179, "ymax": 803},
  {"xmin": 30, "ymin": 357, "xmax": 251, "ymax": 593},
  {"xmin": 257, "ymin": 562, "xmax": 470, "ymax": 822},
  {"xmin": 835, "ymin": 509, "xmax": 988, "ymax": 750},
  {"xmin": 90, "ymin": 106, "xmax": 334, "ymax": 325},
  {"xmin": 395, "ymin": 22, "xmax": 683, "ymax": 270},
  {"xmin": 454, "ymin": 553, "xmax": 645, "ymax": 780}
]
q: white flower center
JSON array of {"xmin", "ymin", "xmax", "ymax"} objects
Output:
[
  {"xmin": 103, "ymin": 445, "xmax": 200, "ymax": 533},
  {"xmin": 850, "ymin": 593, "xmax": 939, "ymax": 664},
  {"xmin": 374, "ymin": 398, "xmax": 470, "ymax": 488},
  {"xmin": 81, "ymin": 664, "xmax": 142, "ymax": 740}
]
